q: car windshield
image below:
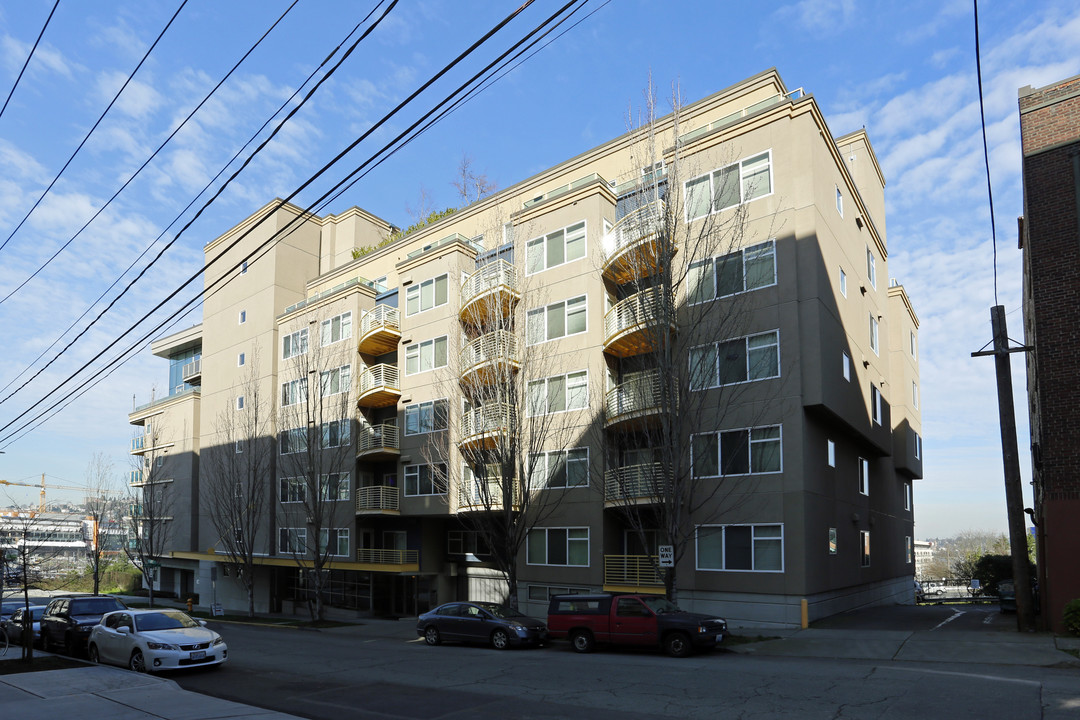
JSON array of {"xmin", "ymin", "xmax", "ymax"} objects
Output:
[
  {"xmin": 640, "ymin": 596, "xmax": 681, "ymax": 614},
  {"xmin": 134, "ymin": 610, "xmax": 200, "ymax": 632},
  {"xmin": 481, "ymin": 604, "xmax": 527, "ymax": 619},
  {"xmin": 70, "ymin": 598, "xmax": 125, "ymax": 615}
]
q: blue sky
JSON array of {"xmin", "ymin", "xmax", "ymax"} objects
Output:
[{"xmin": 0, "ymin": 0, "xmax": 1077, "ymax": 538}]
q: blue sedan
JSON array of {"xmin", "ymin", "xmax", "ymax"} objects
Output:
[{"xmin": 417, "ymin": 602, "xmax": 548, "ymax": 649}]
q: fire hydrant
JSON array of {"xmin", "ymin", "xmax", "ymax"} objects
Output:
[{"xmin": 186, "ymin": 597, "xmax": 194, "ymax": 613}]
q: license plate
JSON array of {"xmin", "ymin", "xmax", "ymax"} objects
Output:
[
  {"xmin": 190, "ymin": 650, "xmax": 205, "ymax": 660},
  {"xmin": 716, "ymin": 634, "xmax": 724, "ymax": 643}
]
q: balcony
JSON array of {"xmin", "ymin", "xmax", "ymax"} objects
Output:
[
  {"xmin": 129, "ymin": 470, "xmax": 144, "ymax": 486},
  {"xmin": 602, "ymin": 200, "xmax": 671, "ymax": 284},
  {"xmin": 130, "ymin": 435, "xmax": 146, "ymax": 453},
  {"xmin": 358, "ymin": 305, "xmax": 400, "ymax": 356},
  {"xmin": 602, "ymin": 287, "xmax": 674, "ymax": 358},
  {"xmin": 458, "ymin": 403, "xmax": 516, "ymax": 452},
  {"xmin": 355, "ymin": 485, "xmax": 399, "ymax": 515},
  {"xmin": 605, "ymin": 371, "xmax": 665, "ymax": 429},
  {"xmin": 356, "ymin": 423, "xmax": 400, "ymax": 459},
  {"xmin": 459, "ymin": 330, "xmax": 520, "ymax": 387},
  {"xmin": 180, "ymin": 357, "xmax": 202, "ymax": 385},
  {"xmin": 603, "ymin": 555, "xmax": 664, "ymax": 591},
  {"xmin": 459, "ymin": 260, "xmax": 520, "ymax": 326},
  {"xmin": 604, "ymin": 463, "xmax": 668, "ymax": 507},
  {"xmin": 356, "ymin": 548, "xmax": 418, "ymax": 569},
  {"xmin": 458, "ymin": 472, "xmax": 521, "ymax": 512},
  {"xmin": 356, "ymin": 363, "xmax": 400, "ymax": 408}
]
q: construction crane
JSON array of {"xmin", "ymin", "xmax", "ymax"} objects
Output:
[{"xmin": 0, "ymin": 473, "xmax": 91, "ymax": 514}]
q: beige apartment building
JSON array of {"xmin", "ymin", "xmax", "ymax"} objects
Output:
[{"xmin": 127, "ymin": 69, "xmax": 922, "ymax": 628}]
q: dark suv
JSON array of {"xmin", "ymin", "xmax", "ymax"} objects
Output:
[{"xmin": 41, "ymin": 596, "xmax": 128, "ymax": 655}]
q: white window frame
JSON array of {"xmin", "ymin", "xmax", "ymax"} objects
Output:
[
  {"xmin": 904, "ymin": 482, "xmax": 912, "ymax": 511},
  {"xmin": 839, "ymin": 267, "xmax": 847, "ymax": 297},
  {"xmin": 279, "ymin": 427, "xmax": 308, "ymax": 455},
  {"xmin": 695, "ymin": 523, "xmax": 784, "ymax": 572},
  {"xmin": 320, "ymin": 419, "xmax": 350, "ymax": 448},
  {"xmin": 320, "ymin": 311, "xmax": 353, "ymax": 346},
  {"xmin": 319, "ymin": 528, "xmax": 350, "ymax": 557},
  {"xmin": 236, "ymin": 396, "xmax": 244, "ymax": 411},
  {"xmin": 405, "ymin": 273, "xmax": 448, "ymax": 316},
  {"xmin": 405, "ymin": 336, "xmax": 448, "ymax": 376},
  {"xmin": 238, "ymin": 309, "xmax": 246, "ymax": 325},
  {"xmin": 278, "ymin": 527, "xmax": 307, "ymax": 554},
  {"xmin": 843, "ymin": 352, "xmax": 852, "ymax": 381},
  {"xmin": 836, "ymin": 186, "xmax": 843, "ymax": 217},
  {"xmin": 687, "ymin": 239, "xmax": 776, "ymax": 304},
  {"xmin": 526, "ymin": 370, "xmax": 588, "ymax": 416},
  {"xmin": 404, "ymin": 399, "xmax": 448, "ymax": 436},
  {"xmin": 860, "ymin": 531, "xmax": 871, "ymax": 567},
  {"xmin": 279, "ymin": 477, "xmax": 306, "ymax": 503},
  {"xmin": 282, "ymin": 329, "xmax": 309, "ymax": 360},
  {"xmin": 237, "ymin": 352, "xmax": 245, "ymax": 367},
  {"xmin": 827, "ymin": 440, "xmax": 835, "ymax": 468},
  {"xmin": 689, "ymin": 330, "xmax": 780, "ymax": 390},
  {"xmin": 319, "ymin": 364, "xmax": 351, "ymax": 397},
  {"xmin": 685, "ymin": 150, "xmax": 773, "ymax": 221},
  {"xmin": 320, "ymin": 472, "xmax": 350, "ymax": 501},
  {"xmin": 281, "ymin": 378, "xmax": 307, "ymax": 407},
  {"xmin": 859, "ymin": 457, "xmax": 870, "ymax": 495},
  {"xmin": 869, "ymin": 314, "xmax": 879, "ymax": 355},
  {"xmin": 914, "ymin": 432, "xmax": 923, "ymax": 460},
  {"xmin": 871, "ymin": 385, "xmax": 882, "ymax": 425},
  {"xmin": 691, "ymin": 425, "xmax": 783, "ymax": 478},
  {"xmin": 241, "ymin": 260, "xmax": 248, "ymax": 274},
  {"xmin": 526, "ymin": 527, "xmax": 590, "ymax": 567},
  {"xmin": 910, "ymin": 331, "xmax": 917, "ymax": 360},
  {"xmin": 526, "ymin": 220, "xmax": 587, "ymax": 275},
  {"xmin": 234, "ymin": 440, "xmax": 243, "ymax": 454},
  {"xmin": 905, "ymin": 536, "xmax": 913, "ymax": 564},
  {"xmin": 866, "ymin": 247, "xmax": 876, "ymax": 289},
  {"xmin": 404, "ymin": 463, "xmax": 447, "ymax": 497},
  {"xmin": 526, "ymin": 295, "xmax": 587, "ymax": 346},
  {"xmin": 912, "ymin": 381, "xmax": 919, "ymax": 409},
  {"xmin": 528, "ymin": 448, "xmax": 589, "ymax": 490}
]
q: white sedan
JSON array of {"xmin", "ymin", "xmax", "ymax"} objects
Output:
[{"xmin": 88, "ymin": 608, "xmax": 228, "ymax": 673}]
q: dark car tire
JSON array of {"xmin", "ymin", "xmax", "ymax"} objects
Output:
[
  {"xmin": 570, "ymin": 630, "xmax": 595, "ymax": 653},
  {"xmin": 491, "ymin": 629, "xmax": 510, "ymax": 650},
  {"xmin": 88, "ymin": 644, "xmax": 100, "ymax": 664},
  {"xmin": 664, "ymin": 631, "xmax": 691, "ymax": 658},
  {"xmin": 424, "ymin": 626, "xmax": 441, "ymax": 646},
  {"xmin": 129, "ymin": 649, "xmax": 147, "ymax": 673}
]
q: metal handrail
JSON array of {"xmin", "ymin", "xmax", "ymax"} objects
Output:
[
  {"xmin": 460, "ymin": 330, "xmax": 519, "ymax": 374},
  {"xmin": 460, "ymin": 259, "xmax": 518, "ymax": 306},
  {"xmin": 603, "ymin": 287, "xmax": 671, "ymax": 342},
  {"xmin": 602, "ymin": 199, "xmax": 666, "ymax": 260},
  {"xmin": 458, "ymin": 473, "xmax": 521, "ymax": 509},
  {"xmin": 604, "ymin": 554, "xmax": 663, "ymax": 586},
  {"xmin": 358, "ymin": 363, "xmax": 399, "ymax": 394},
  {"xmin": 604, "ymin": 462, "xmax": 667, "ymax": 502},
  {"xmin": 356, "ymin": 548, "xmax": 417, "ymax": 564},
  {"xmin": 355, "ymin": 485, "xmax": 398, "ymax": 512},
  {"xmin": 605, "ymin": 371, "xmax": 661, "ymax": 419},
  {"xmin": 360, "ymin": 305, "xmax": 400, "ymax": 337},
  {"xmin": 460, "ymin": 403, "xmax": 516, "ymax": 440},
  {"xmin": 181, "ymin": 358, "xmax": 202, "ymax": 381},
  {"xmin": 357, "ymin": 423, "xmax": 399, "ymax": 454}
]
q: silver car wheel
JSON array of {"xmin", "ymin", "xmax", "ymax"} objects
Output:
[{"xmin": 129, "ymin": 649, "xmax": 147, "ymax": 673}]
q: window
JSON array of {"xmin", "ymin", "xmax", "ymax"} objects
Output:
[
  {"xmin": 529, "ymin": 448, "xmax": 588, "ymax": 490},
  {"xmin": 235, "ymin": 440, "xmax": 243, "ymax": 454},
  {"xmin": 527, "ymin": 585, "xmax": 587, "ymax": 602},
  {"xmin": 236, "ymin": 396, "xmax": 244, "ymax": 411},
  {"xmin": 406, "ymin": 274, "xmax": 448, "ymax": 316},
  {"xmin": 871, "ymin": 385, "xmax": 882, "ymax": 425},
  {"xmin": 404, "ymin": 399, "xmax": 448, "ymax": 435},
  {"xmin": 320, "ymin": 473, "xmax": 350, "ymax": 501},
  {"xmin": 904, "ymin": 482, "xmax": 912, "ymax": 511},
  {"xmin": 688, "ymin": 239, "xmax": 776, "ymax": 303},
  {"xmin": 905, "ymin": 536, "xmax": 913, "ymax": 564},
  {"xmin": 527, "ymin": 370, "xmax": 588, "ymax": 415},
  {"xmin": 827, "ymin": 440, "xmax": 835, "ymax": 467},
  {"xmin": 859, "ymin": 457, "xmax": 869, "ymax": 495},
  {"xmin": 860, "ymin": 531, "xmax": 871, "ymax": 567},
  {"xmin": 869, "ymin": 314, "xmax": 879, "ymax": 355},
  {"xmin": 321, "ymin": 419, "xmax": 350, "ymax": 448},
  {"xmin": 910, "ymin": 331, "xmax": 917, "ymax": 359},
  {"xmin": 692, "ymin": 425, "xmax": 782, "ymax": 477},
  {"xmin": 527, "ymin": 527, "xmax": 589, "ymax": 566},
  {"xmin": 279, "ymin": 477, "xmax": 306, "ymax": 503},
  {"xmin": 914, "ymin": 432, "xmax": 923, "ymax": 460},
  {"xmin": 282, "ymin": 329, "xmax": 308, "ymax": 359},
  {"xmin": 839, "ymin": 268, "xmax": 847, "ymax": 297},
  {"xmin": 697, "ymin": 524, "xmax": 783, "ymax": 572},
  {"xmin": 278, "ymin": 527, "xmax": 307, "ymax": 554},
  {"xmin": 689, "ymin": 330, "xmax": 779, "ymax": 390},
  {"xmin": 866, "ymin": 247, "xmax": 876, "ymax": 288},
  {"xmin": 447, "ymin": 530, "xmax": 491, "ymax": 556},
  {"xmin": 404, "ymin": 463, "xmax": 447, "ymax": 497},
  {"xmin": 239, "ymin": 310, "xmax": 246, "ymax": 325},
  {"xmin": 843, "ymin": 352, "xmax": 852, "ymax": 381},
  {"xmin": 241, "ymin": 261, "xmax": 248, "ymax": 274},
  {"xmin": 238, "ymin": 352, "xmax": 245, "ymax": 367},
  {"xmin": 281, "ymin": 378, "xmax": 307, "ymax": 407},
  {"xmin": 685, "ymin": 151, "xmax": 772, "ymax": 220},
  {"xmin": 321, "ymin": 312, "xmax": 352, "ymax": 345},
  {"xmin": 279, "ymin": 427, "xmax": 307, "ymax": 455},
  {"xmin": 912, "ymin": 381, "xmax": 919, "ymax": 409},
  {"xmin": 320, "ymin": 365, "xmax": 351, "ymax": 396},
  {"xmin": 319, "ymin": 528, "xmax": 350, "ymax": 557},
  {"xmin": 836, "ymin": 186, "xmax": 843, "ymax": 216},
  {"xmin": 526, "ymin": 221, "xmax": 586, "ymax": 274},
  {"xmin": 405, "ymin": 336, "xmax": 448, "ymax": 375},
  {"xmin": 526, "ymin": 296, "xmax": 587, "ymax": 345}
]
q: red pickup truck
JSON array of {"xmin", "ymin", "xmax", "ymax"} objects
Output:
[{"xmin": 547, "ymin": 592, "xmax": 727, "ymax": 657}]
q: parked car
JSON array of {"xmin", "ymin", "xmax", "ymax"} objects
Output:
[
  {"xmin": 1, "ymin": 604, "xmax": 46, "ymax": 647},
  {"xmin": 89, "ymin": 608, "xmax": 227, "ymax": 672},
  {"xmin": 1, "ymin": 600, "xmax": 23, "ymax": 623},
  {"xmin": 40, "ymin": 595, "xmax": 128, "ymax": 655},
  {"xmin": 417, "ymin": 601, "xmax": 548, "ymax": 649},
  {"xmin": 547, "ymin": 593, "xmax": 727, "ymax": 658},
  {"xmin": 998, "ymin": 579, "xmax": 1016, "ymax": 613}
]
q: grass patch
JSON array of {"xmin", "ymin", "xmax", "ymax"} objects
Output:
[{"xmin": 0, "ymin": 655, "xmax": 84, "ymax": 675}]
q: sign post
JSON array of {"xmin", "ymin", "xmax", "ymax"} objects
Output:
[{"xmin": 658, "ymin": 545, "xmax": 674, "ymax": 568}]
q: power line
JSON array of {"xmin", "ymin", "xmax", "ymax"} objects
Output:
[
  {"xmin": 0, "ymin": 1, "xmax": 188, "ymax": 255},
  {"xmin": 0, "ymin": 0, "xmax": 60, "ymax": 121},
  {"xmin": 973, "ymin": 0, "xmax": 998, "ymax": 306},
  {"xmin": 0, "ymin": 0, "xmax": 300, "ymax": 306}
]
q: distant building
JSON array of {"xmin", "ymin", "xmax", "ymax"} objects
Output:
[
  {"xmin": 0, "ymin": 511, "xmax": 89, "ymax": 569},
  {"xmin": 1019, "ymin": 74, "xmax": 1080, "ymax": 633},
  {"xmin": 913, "ymin": 540, "xmax": 934, "ymax": 580}
]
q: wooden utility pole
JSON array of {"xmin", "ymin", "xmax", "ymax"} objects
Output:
[{"xmin": 972, "ymin": 305, "xmax": 1036, "ymax": 631}]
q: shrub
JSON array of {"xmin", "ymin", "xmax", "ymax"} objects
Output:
[{"xmin": 1064, "ymin": 599, "xmax": 1080, "ymax": 636}]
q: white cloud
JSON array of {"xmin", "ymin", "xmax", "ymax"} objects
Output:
[
  {"xmin": 96, "ymin": 70, "xmax": 162, "ymax": 120},
  {"xmin": 773, "ymin": 0, "xmax": 857, "ymax": 35}
]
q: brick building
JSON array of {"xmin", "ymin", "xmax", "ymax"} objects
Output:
[{"xmin": 1019, "ymin": 74, "xmax": 1080, "ymax": 632}]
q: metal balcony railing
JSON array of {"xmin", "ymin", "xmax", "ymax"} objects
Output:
[
  {"xmin": 603, "ymin": 287, "xmax": 671, "ymax": 344},
  {"xmin": 605, "ymin": 371, "xmax": 662, "ymax": 421},
  {"xmin": 459, "ymin": 403, "xmax": 516, "ymax": 444},
  {"xmin": 129, "ymin": 470, "xmax": 144, "ymax": 486},
  {"xmin": 357, "ymin": 548, "xmax": 418, "ymax": 564},
  {"xmin": 355, "ymin": 485, "xmax": 399, "ymax": 513},
  {"xmin": 359, "ymin": 304, "xmax": 400, "ymax": 337},
  {"xmin": 460, "ymin": 259, "xmax": 518, "ymax": 308},
  {"xmin": 604, "ymin": 463, "xmax": 668, "ymax": 503},
  {"xmin": 358, "ymin": 363, "xmax": 399, "ymax": 394},
  {"xmin": 602, "ymin": 199, "xmax": 666, "ymax": 261},
  {"xmin": 458, "ymin": 473, "xmax": 520, "ymax": 510},
  {"xmin": 131, "ymin": 436, "xmax": 146, "ymax": 452},
  {"xmin": 604, "ymin": 555, "xmax": 664, "ymax": 587},
  {"xmin": 459, "ymin": 330, "xmax": 519, "ymax": 378},
  {"xmin": 181, "ymin": 357, "xmax": 202, "ymax": 382},
  {"xmin": 357, "ymin": 423, "xmax": 400, "ymax": 455}
]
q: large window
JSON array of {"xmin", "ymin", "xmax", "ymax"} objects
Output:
[
  {"xmin": 527, "ymin": 527, "xmax": 589, "ymax": 566},
  {"xmin": 321, "ymin": 312, "xmax": 352, "ymax": 345},
  {"xmin": 526, "ymin": 296, "xmax": 587, "ymax": 345},
  {"xmin": 321, "ymin": 419, "xmax": 350, "ymax": 448},
  {"xmin": 859, "ymin": 457, "xmax": 870, "ymax": 495},
  {"xmin": 282, "ymin": 329, "xmax": 308, "ymax": 359},
  {"xmin": 404, "ymin": 463, "xmax": 447, "ymax": 497},
  {"xmin": 279, "ymin": 477, "xmax": 305, "ymax": 503},
  {"xmin": 685, "ymin": 151, "xmax": 772, "ymax": 220},
  {"xmin": 281, "ymin": 378, "xmax": 307, "ymax": 407},
  {"xmin": 527, "ymin": 370, "xmax": 588, "ymax": 415},
  {"xmin": 860, "ymin": 531, "xmax": 871, "ymax": 567},
  {"xmin": 320, "ymin": 365, "xmax": 351, "ymax": 396},
  {"xmin": 529, "ymin": 448, "xmax": 588, "ymax": 490},
  {"xmin": 696, "ymin": 524, "xmax": 783, "ymax": 572},
  {"xmin": 278, "ymin": 528, "xmax": 307, "ymax": 554},
  {"xmin": 691, "ymin": 425, "xmax": 781, "ymax": 477},
  {"xmin": 279, "ymin": 428, "xmax": 308, "ymax": 455},
  {"xmin": 526, "ymin": 221, "xmax": 586, "ymax": 274},
  {"xmin": 320, "ymin": 528, "xmax": 350, "ymax": 557},
  {"xmin": 406, "ymin": 274, "xmax": 448, "ymax": 316},
  {"xmin": 405, "ymin": 336, "xmax": 448, "ymax": 375},
  {"xmin": 320, "ymin": 473, "xmax": 350, "ymax": 501},
  {"xmin": 690, "ymin": 330, "xmax": 779, "ymax": 390},
  {"xmin": 688, "ymin": 240, "xmax": 775, "ymax": 303},
  {"xmin": 447, "ymin": 530, "xmax": 491, "ymax": 556},
  {"xmin": 404, "ymin": 399, "xmax": 448, "ymax": 435}
]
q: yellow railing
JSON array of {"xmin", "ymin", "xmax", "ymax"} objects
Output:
[
  {"xmin": 357, "ymin": 423, "xmax": 399, "ymax": 454},
  {"xmin": 355, "ymin": 485, "xmax": 399, "ymax": 512},
  {"xmin": 357, "ymin": 548, "xmax": 417, "ymax": 564},
  {"xmin": 605, "ymin": 371, "xmax": 662, "ymax": 420},
  {"xmin": 358, "ymin": 363, "xmax": 399, "ymax": 394},
  {"xmin": 459, "ymin": 473, "xmax": 520, "ymax": 510},
  {"xmin": 460, "ymin": 403, "xmax": 516, "ymax": 441},
  {"xmin": 604, "ymin": 555, "xmax": 664, "ymax": 587},
  {"xmin": 460, "ymin": 330, "xmax": 519, "ymax": 375},
  {"xmin": 602, "ymin": 199, "xmax": 666, "ymax": 260},
  {"xmin": 360, "ymin": 304, "xmax": 399, "ymax": 336},
  {"xmin": 603, "ymin": 287, "xmax": 671, "ymax": 342},
  {"xmin": 604, "ymin": 463, "xmax": 667, "ymax": 502},
  {"xmin": 461, "ymin": 259, "xmax": 518, "ymax": 306}
]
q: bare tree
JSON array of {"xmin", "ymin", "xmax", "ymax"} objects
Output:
[
  {"xmin": 124, "ymin": 424, "xmax": 175, "ymax": 607},
  {"xmin": 203, "ymin": 345, "xmax": 272, "ymax": 617},
  {"xmin": 599, "ymin": 79, "xmax": 781, "ymax": 602},
  {"xmin": 452, "ymin": 153, "xmax": 497, "ymax": 206},
  {"xmin": 84, "ymin": 452, "xmax": 119, "ymax": 597},
  {"xmin": 277, "ymin": 315, "xmax": 356, "ymax": 621}
]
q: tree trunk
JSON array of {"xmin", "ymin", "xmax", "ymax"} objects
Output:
[
  {"xmin": 148, "ymin": 578, "xmax": 155, "ymax": 608},
  {"xmin": 506, "ymin": 565, "xmax": 519, "ymax": 609},
  {"xmin": 92, "ymin": 561, "xmax": 100, "ymax": 596},
  {"xmin": 248, "ymin": 583, "xmax": 255, "ymax": 619}
]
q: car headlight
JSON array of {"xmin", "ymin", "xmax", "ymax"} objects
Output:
[
  {"xmin": 146, "ymin": 641, "xmax": 180, "ymax": 651},
  {"xmin": 212, "ymin": 637, "xmax": 225, "ymax": 646}
]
